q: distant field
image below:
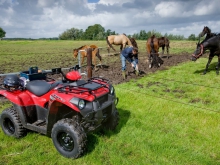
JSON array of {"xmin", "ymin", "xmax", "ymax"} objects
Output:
[{"xmin": 0, "ymin": 40, "xmax": 196, "ymax": 73}]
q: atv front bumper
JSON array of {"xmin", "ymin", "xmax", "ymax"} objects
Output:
[{"xmin": 79, "ymin": 94, "xmax": 118, "ymax": 132}]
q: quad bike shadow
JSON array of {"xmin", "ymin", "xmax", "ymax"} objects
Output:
[{"xmin": 85, "ymin": 108, "xmax": 130, "ymax": 155}]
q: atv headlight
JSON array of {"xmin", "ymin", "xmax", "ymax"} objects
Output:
[
  {"xmin": 78, "ymin": 99, "xmax": 85, "ymax": 110},
  {"xmin": 109, "ymin": 85, "xmax": 115, "ymax": 95}
]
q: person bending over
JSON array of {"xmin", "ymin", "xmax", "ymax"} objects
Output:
[{"xmin": 120, "ymin": 47, "xmax": 139, "ymax": 79}]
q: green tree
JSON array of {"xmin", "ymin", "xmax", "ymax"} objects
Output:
[
  {"xmin": 105, "ymin": 29, "xmax": 116, "ymax": 37},
  {"xmin": 139, "ymin": 30, "xmax": 147, "ymax": 40},
  {"xmin": 84, "ymin": 24, "xmax": 105, "ymax": 40},
  {"xmin": 188, "ymin": 34, "xmax": 196, "ymax": 41},
  {"xmin": 0, "ymin": 27, "xmax": 6, "ymax": 40},
  {"xmin": 59, "ymin": 28, "xmax": 83, "ymax": 40}
]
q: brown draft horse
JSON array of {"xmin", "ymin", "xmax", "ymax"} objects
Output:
[
  {"xmin": 106, "ymin": 34, "xmax": 133, "ymax": 53},
  {"xmin": 157, "ymin": 37, "xmax": 170, "ymax": 58},
  {"xmin": 73, "ymin": 45, "xmax": 102, "ymax": 71},
  {"xmin": 146, "ymin": 35, "xmax": 163, "ymax": 68}
]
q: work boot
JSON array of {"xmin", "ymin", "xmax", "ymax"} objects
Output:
[
  {"xmin": 135, "ymin": 70, "xmax": 139, "ymax": 76},
  {"xmin": 122, "ymin": 71, "xmax": 126, "ymax": 79}
]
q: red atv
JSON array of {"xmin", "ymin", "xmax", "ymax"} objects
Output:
[{"xmin": 0, "ymin": 65, "xmax": 119, "ymax": 159}]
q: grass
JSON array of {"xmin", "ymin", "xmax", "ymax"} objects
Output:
[{"xmin": 0, "ymin": 40, "xmax": 220, "ymax": 164}]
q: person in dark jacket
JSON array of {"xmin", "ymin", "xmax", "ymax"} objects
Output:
[{"xmin": 120, "ymin": 46, "xmax": 139, "ymax": 79}]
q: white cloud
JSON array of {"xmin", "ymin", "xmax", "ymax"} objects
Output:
[
  {"xmin": 98, "ymin": 0, "xmax": 133, "ymax": 6},
  {"xmin": 155, "ymin": 2, "xmax": 191, "ymax": 18},
  {"xmin": 194, "ymin": 0, "xmax": 220, "ymax": 15},
  {"xmin": 133, "ymin": 11, "xmax": 154, "ymax": 19},
  {"xmin": 87, "ymin": 3, "xmax": 96, "ymax": 11}
]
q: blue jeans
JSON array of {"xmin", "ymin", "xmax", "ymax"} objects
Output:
[
  {"xmin": 121, "ymin": 54, "xmax": 126, "ymax": 71},
  {"xmin": 120, "ymin": 54, "xmax": 137, "ymax": 71}
]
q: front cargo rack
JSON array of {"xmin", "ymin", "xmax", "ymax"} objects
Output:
[{"xmin": 57, "ymin": 77, "xmax": 110, "ymax": 94}]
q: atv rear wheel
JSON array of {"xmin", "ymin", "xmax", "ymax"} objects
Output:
[
  {"xmin": 51, "ymin": 118, "xmax": 87, "ymax": 159},
  {"xmin": 103, "ymin": 108, "xmax": 119, "ymax": 131},
  {"xmin": 0, "ymin": 107, "xmax": 27, "ymax": 138}
]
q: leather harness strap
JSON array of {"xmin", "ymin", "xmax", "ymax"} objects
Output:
[{"xmin": 192, "ymin": 44, "xmax": 204, "ymax": 59}]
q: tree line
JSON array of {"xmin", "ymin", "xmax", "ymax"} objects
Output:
[
  {"xmin": 0, "ymin": 24, "xmax": 200, "ymax": 41},
  {"xmin": 58, "ymin": 24, "xmax": 201, "ymax": 41}
]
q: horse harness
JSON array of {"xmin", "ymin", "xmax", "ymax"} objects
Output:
[{"xmin": 192, "ymin": 44, "xmax": 204, "ymax": 59}]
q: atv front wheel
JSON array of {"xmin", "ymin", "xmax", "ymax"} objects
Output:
[
  {"xmin": 0, "ymin": 107, "xmax": 27, "ymax": 138},
  {"xmin": 103, "ymin": 108, "xmax": 119, "ymax": 131},
  {"xmin": 51, "ymin": 118, "xmax": 87, "ymax": 159}
]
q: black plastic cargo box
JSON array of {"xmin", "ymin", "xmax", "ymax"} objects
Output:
[{"xmin": 20, "ymin": 67, "xmax": 46, "ymax": 81}]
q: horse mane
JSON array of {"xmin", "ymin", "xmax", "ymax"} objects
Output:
[
  {"xmin": 150, "ymin": 35, "xmax": 155, "ymax": 41},
  {"xmin": 78, "ymin": 45, "xmax": 87, "ymax": 50},
  {"xmin": 205, "ymin": 26, "xmax": 211, "ymax": 33},
  {"xmin": 150, "ymin": 35, "xmax": 156, "ymax": 52},
  {"xmin": 74, "ymin": 45, "xmax": 87, "ymax": 51}
]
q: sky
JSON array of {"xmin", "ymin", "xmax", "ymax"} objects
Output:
[{"xmin": 1, "ymin": 0, "xmax": 220, "ymax": 39}]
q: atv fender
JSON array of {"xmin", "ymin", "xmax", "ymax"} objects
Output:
[
  {"xmin": 10, "ymin": 103, "xmax": 29, "ymax": 127},
  {"xmin": 46, "ymin": 98, "xmax": 80, "ymax": 136},
  {"xmin": 0, "ymin": 90, "xmax": 34, "ymax": 106}
]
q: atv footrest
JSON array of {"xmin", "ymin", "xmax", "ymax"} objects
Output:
[
  {"xmin": 32, "ymin": 120, "xmax": 46, "ymax": 126},
  {"xmin": 27, "ymin": 120, "xmax": 47, "ymax": 134}
]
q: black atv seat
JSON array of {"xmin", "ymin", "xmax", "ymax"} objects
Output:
[{"xmin": 26, "ymin": 80, "xmax": 60, "ymax": 97}]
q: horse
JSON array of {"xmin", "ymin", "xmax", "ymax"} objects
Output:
[
  {"xmin": 199, "ymin": 26, "xmax": 216, "ymax": 42},
  {"xmin": 106, "ymin": 34, "xmax": 133, "ymax": 53},
  {"xmin": 73, "ymin": 45, "xmax": 102, "ymax": 71},
  {"xmin": 146, "ymin": 35, "xmax": 163, "ymax": 68},
  {"xmin": 191, "ymin": 35, "xmax": 220, "ymax": 75},
  {"xmin": 157, "ymin": 37, "xmax": 170, "ymax": 58}
]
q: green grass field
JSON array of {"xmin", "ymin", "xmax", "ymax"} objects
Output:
[{"xmin": 0, "ymin": 40, "xmax": 219, "ymax": 165}]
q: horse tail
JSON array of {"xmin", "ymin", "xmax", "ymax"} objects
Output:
[
  {"xmin": 130, "ymin": 38, "xmax": 138, "ymax": 48},
  {"xmin": 167, "ymin": 40, "xmax": 170, "ymax": 48},
  {"xmin": 126, "ymin": 36, "xmax": 133, "ymax": 47},
  {"xmin": 165, "ymin": 38, "xmax": 170, "ymax": 48},
  {"xmin": 106, "ymin": 36, "xmax": 116, "ymax": 51}
]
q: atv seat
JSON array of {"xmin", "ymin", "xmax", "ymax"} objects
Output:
[{"xmin": 26, "ymin": 80, "xmax": 60, "ymax": 97}]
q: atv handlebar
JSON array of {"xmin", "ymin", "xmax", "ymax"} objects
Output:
[
  {"xmin": 48, "ymin": 65, "xmax": 81, "ymax": 82},
  {"xmin": 48, "ymin": 65, "xmax": 81, "ymax": 74}
]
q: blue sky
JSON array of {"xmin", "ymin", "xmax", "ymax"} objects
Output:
[{"xmin": 1, "ymin": 0, "xmax": 220, "ymax": 39}]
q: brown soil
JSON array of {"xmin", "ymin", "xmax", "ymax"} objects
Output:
[
  {"xmin": 90, "ymin": 53, "xmax": 191, "ymax": 85},
  {"xmin": 0, "ymin": 53, "xmax": 191, "ymax": 85}
]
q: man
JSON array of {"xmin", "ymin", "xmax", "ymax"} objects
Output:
[{"xmin": 120, "ymin": 46, "xmax": 139, "ymax": 79}]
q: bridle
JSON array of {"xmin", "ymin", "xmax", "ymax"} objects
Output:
[{"xmin": 192, "ymin": 44, "xmax": 204, "ymax": 59}]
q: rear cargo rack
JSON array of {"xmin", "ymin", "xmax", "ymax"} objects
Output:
[{"xmin": 57, "ymin": 77, "xmax": 110, "ymax": 94}]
